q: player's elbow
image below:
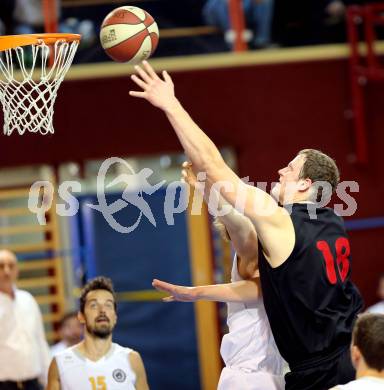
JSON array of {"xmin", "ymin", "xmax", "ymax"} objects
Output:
[
  {"xmin": 243, "ymin": 277, "xmax": 261, "ymax": 302},
  {"xmin": 230, "ymin": 228, "xmax": 259, "ymax": 262}
]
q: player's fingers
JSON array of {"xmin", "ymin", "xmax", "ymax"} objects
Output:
[
  {"xmin": 131, "ymin": 74, "xmax": 148, "ymax": 90},
  {"xmin": 152, "ymin": 279, "xmax": 175, "ymax": 293},
  {"xmin": 183, "ymin": 169, "xmax": 194, "ymax": 179},
  {"xmin": 186, "ymin": 168, "xmax": 196, "ymax": 179},
  {"xmin": 134, "ymin": 65, "xmax": 152, "ymax": 83},
  {"xmin": 182, "ymin": 172, "xmax": 194, "ymax": 187},
  {"xmin": 152, "ymin": 281, "xmax": 170, "ymax": 291},
  {"xmin": 154, "ymin": 285, "xmax": 173, "ymax": 295},
  {"xmin": 129, "ymin": 91, "xmax": 147, "ymax": 98},
  {"xmin": 142, "ymin": 60, "xmax": 159, "ymax": 80},
  {"xmin": 182, "ymin": 161, "xmax": 192, "ymax": 168},
  {"xmin": 162, "ymin": 296, "xmax": 175, "ymax": 302},
  {"xmin": 181, "ymin": 164, "xmax": 193, "ymax": 175},
  {"xmin": 153, "ymin": 278, "xmax": 169, "ymax": 286},
  {"xmin": 162, "ymin": 70, "xmax": 173, "ymax": 84}
]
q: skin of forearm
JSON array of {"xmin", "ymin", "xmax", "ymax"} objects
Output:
[
  {"xmin": 201, "ymin": 181, "xmax": 257, "ymax": 254},
  {"xmin": 217, "ymin": 208, "xmax": 254, "ymax": 238},
  {"xmin": 164, "ymin": 101, "xmax": 226, "ymax": 177},
  {"xmin": 163, "ymin": 98, "xmax": 278, "ymax": 226},
  {"xmin": 201, "ymin": 179, "xmax": 245, "ymax": 229},
  {"xmin": 195, "ymin": 280, "xmax": 259, "ymax": 303}
]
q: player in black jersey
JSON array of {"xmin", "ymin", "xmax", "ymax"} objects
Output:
[
  {"xmin": 256, "ymin": 150, "xmax": 364, "ymax": 389},
  {"xmin": 130, "ymin": 61, "xmax": 364, "ymax": 390}
]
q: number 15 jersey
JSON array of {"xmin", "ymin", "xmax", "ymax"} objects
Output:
[
  {"xmin": 258, "ymin": 203, "xmax": 363, "ymax": 368},
  {"xmin": 56, "ymin": 343, "xmax": 137, "ymax": 390}
]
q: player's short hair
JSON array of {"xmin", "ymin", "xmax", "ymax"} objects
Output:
[
  {"xmin": 352, "ymin": 313, "xmax": 384, "ymax": 371},
  {"xmin": 80, "ymin": 276, "xmax": 117, "ymax": 313},
  {"xmin": 59, "ymin": 311, "xmax": 78, "ymax": 328},
  {"xmin": 298, "ymin": 149, "xmax": 340, "ymax": 202},
  {"xmin": 213, "ymin": 217, "xmax": 230, "ymax": 242}
]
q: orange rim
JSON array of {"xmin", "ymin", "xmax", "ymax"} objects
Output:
[{"xmin": 0, "ymin": 33, "xmax": 81, "ymax": 52}]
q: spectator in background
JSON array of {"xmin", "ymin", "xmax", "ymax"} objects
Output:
[
  {"xmin": 366, "ymin": 274, "xmax": 384, "ymax": 314},
  {"xmin": 324, "ymin": 0, "xmax": 351, "ymax": 42},
  {"xmin": 47, "ymin": 277, "xmax": 149, "ymax": 390},
  {"xmin": 0, "ymin": 250, "xmax": 51, "ymax": 390},
  {"xmin": 326, "ymin": 0, "xmax": 348, "ymax": 20},
  {"xmin": 325, "ymin": 0, "xmax": 369, "ymax": 19},
  {"xmin": 273, "ymin": 0, "xmax": 366, "ymax": 47},
  {"xmin": 249, "ymin": 0, "xmax": 275, "ymax": 48},
  {"xmin": 0, "ymin": 1, "xmax": 15, "ymax": 36},
  {"xmin": 13, "ymin": 0, "xmax": 60, "ymax": 35},
  {"xmin": 323, "ymin": 0, "xmax": 380, "ymax": 43},
  {"xmin": 203, "ymin": 0, "xmax": 275, "ymax": 48},
  {"xmin": 13, "ymin": 0, "xmax": 96, "ymax": 49},
  {"xmin": 330, "ymin": 313, "xmax": 384, "ymax": 389},
  {"xmin": 50, "ymin": 312, "xmax": 83, "ymax": 357}
]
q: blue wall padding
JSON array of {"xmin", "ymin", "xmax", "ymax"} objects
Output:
[{"xmin": 74, "ymin": 189, "xmax": 200, "ymax": 390}]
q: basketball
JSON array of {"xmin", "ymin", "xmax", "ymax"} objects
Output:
[{"xmin": 100, "ymin": 6, "xmax": 159, "ymax": 64}]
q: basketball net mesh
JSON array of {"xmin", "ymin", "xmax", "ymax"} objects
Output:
[{"xmin": 0, "ymin": 39, "xmax": 79, "ymax": 135}]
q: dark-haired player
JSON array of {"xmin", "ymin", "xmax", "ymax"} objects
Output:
[{"xmin": 47, "ymin": 277, "xmax": 149, "ymax": 390}]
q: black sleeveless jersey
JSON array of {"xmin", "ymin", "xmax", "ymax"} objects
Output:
[{"xmin": 258, "ymin": 203, "xmax": 363, "ymax": 369}]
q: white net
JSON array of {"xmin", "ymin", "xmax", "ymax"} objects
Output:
[{"xmin": 0, "ymin": 38, "xmax": 79, "ymax": 135}]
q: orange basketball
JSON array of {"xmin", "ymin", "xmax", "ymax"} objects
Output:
[{"xmin": 100, "ymin": 6, "xmax": 159, "ymax": 64}]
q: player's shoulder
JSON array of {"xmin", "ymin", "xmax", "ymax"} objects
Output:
[
  {"xmin": 329, "ymin": 379, "xmax": 372, "ymax": 390},
  {"xmin": 329, "ymin": 384, "xmax": 350, "ymax": 390},
  {"xmin": 128, "ymin": 349, "xmax": 141, "ymax": 360},
  {"xmin": 366, "ymin": 301, "xmax": 384, "ymax": 314},
  {"xmin": 55, "ymin": 344, "xmax": 78, "ymax": 359},
  {"xmin": 321, "ymin": 206, "xmax": 346, "ymax": 224},
  {"xmin": 50, "ymin": 340, "xmax": 67, "ymax": 357},
  {"xmin": 54, "ymin": 345, "xmax": 81, "ymax": 370},
  {"xmin": 112, "ymin": 342, "xmax": 136, "ymax": 356},
  {"xmin": 113, "ymin": 343, "xmax": 143, "ymax": 368},
  {"xmin": 127, "ymin": 349, "xmax": 145, "ymax": 372}
]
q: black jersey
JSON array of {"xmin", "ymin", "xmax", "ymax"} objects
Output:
[{"xmin": 258, "ymin": 203, "xmax": 363, "ymax": 369}]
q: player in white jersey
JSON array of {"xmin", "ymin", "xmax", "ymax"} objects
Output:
[
  {"xmin": 152, "ymin": 162, "xmax": 284, "ymax": 389},
  {"xmin": 330, "ymin": 313, "xmax": 384, "ymax": 390},
  {"xmin": 47, "ymin": 276, "xmax": 149, "ymax": 390}
]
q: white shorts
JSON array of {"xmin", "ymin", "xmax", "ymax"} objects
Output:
[{"xmin": 218, "ymin": 366, "xmax": 285, "ymax": 390}]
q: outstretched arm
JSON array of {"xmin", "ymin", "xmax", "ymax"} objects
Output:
[
  {"xmin": 151, "ymin": 163, "xmax": 259, "ymax": 304},
  {"xmin": 129, "ymin": 62, "xmax": 274, "ymax": 217},
  {"xmin": 130, "ymin": 62, "xmax": 295, "ymax": 268},
  {"xmin": 152, "ymin": 278, "xmax": 260, "ymax": 304},
  {"xmin": 130, "ymin": 62, "xmax": 226, "ymax": 180}
]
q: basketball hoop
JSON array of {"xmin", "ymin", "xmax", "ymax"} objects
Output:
[{"xmin": 0, "ymin": 34, "xmax": 80, "ymax": 135}]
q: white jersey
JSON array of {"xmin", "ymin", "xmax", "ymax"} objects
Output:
[
  {"xmin": 55, "ymin": 343, "xmax": 137, "ymax": 390},
  {"xmin": 334, "ymin": 376, "xmax": 384, "ymax": 389},
  {"xmin": 366, "ymin": 301, "xmax": 384, "ymax": 314},
  {"xmin": 50, "ymin": 341, "xmax": 69, "ymax": 357},
  {"xmin": 218, "ymin": 255, "xmax": 285, "ymax": 390}
]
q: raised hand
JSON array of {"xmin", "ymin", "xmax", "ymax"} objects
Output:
[
  {"xmin": 181, "ymin": 161, "xmax": 197, "ymax": 187},
  {"xmin": 129, "ymin": 61, "xmax": 179, "ymax": 112},
  {"xmin": 152, "ymin": 279, "xmax": 199, "ymax": 302}
]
